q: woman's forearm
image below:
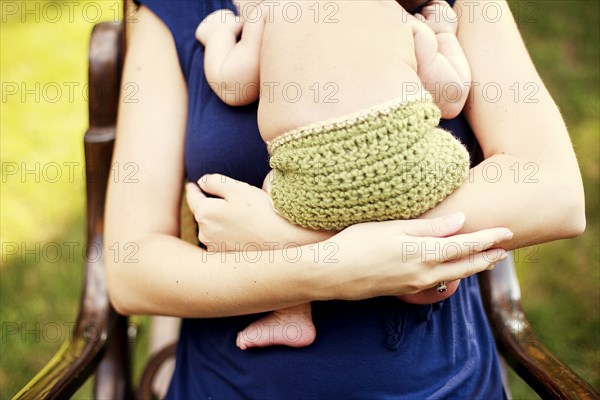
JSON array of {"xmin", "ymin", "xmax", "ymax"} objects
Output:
[
  {"xmin": 422, "ymin": 153, "xmax": 586, "ymax": 248},
  {"xmin": 108, "ymin": 210, "xmax": 513, "ymax": 317},
  {"xmin": 109, "ymin": 233, "xmax": 332, "ymax": 317}
]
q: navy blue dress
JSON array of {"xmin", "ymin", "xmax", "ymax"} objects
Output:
[{"xmin": 138, "ymin": 1, "xmax": 506, "ymax": 398}]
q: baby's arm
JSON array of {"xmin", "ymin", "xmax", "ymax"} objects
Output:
[
  {"xmin": 412, "ymin": 0, "xmax": 471, "ymax": 119},
  {"xmin": 196, "ymin": 7, "xmax": 264, "ymax": 106}
]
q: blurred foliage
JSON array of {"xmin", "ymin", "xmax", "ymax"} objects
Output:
[
  {"xmin": 505, "ymin": 1, "xmax": 600, "ymax": 398},
  {"xmin": 1, "ymin": 0, "xmax": 598, "ymax": 399}
]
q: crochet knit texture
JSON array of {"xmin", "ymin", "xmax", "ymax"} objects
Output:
[{"xmin": 268, "ymin": 97, "xmax": 470, "ymax": 230}]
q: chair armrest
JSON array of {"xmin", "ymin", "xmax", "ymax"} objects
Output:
[
  {"xmin": 12, "ymin": 315, "xmax": 118, "ymax": 400},
  {"xmin": 479, "ymin": 254, "xmax": 599, "ymax": 399},
  {"xmin": 12, "ymin": 21, "xmax": 125, "ymax": 400},
  {"xmin": 136, "ymin": 343, "xmax": 177, "ymax": 400}
]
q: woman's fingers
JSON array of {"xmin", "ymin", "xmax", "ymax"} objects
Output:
[
  {"xmin": 197, "ymin": 173, "xmax": 244, "ymax": 199},
  {"xmin": 185, "ymin": 182, "xmax": 206, "ymax": 210},
  {"xmin": 185, "ymin": 182, "xmax": 222, "ymax": 221},
  {"xmin": 434, "ymin": 227, "xmax": 513, "ymax": 262},
  {"xmin": 411, "ymin": 227, "xmax": 512, "ymax": 264},
  {"xmin": 430, "ymin": 248, "xmax": 508, "ymax": 284}
]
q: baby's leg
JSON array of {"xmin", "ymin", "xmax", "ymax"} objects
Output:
[
  {"xmin": 412, "ymin": 0, "xmax": 471, "ymax": 119},
  {"xmin": 262, "ymin": 169, "xmax": 274, "ymax": 195},
  {"xmin": 196, "ymin": 9, "xmax": 263, "ymax": 105},
  {"xmin": 235, "ymin": 172, "xmax": 317, "ymax": 350},
  {"xmin": 237, "ymin": 303, "xmax": 316, "ymax": 350}
]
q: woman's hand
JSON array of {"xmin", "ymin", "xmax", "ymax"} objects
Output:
[
  {"xmin": 187, "ymin": 174, "xmax": 512, "ymax": 300},
  {"xmin": 186, "ymin": 173, "xmax": 334, "ymax": 251},
  {"xmin": 310, "ymin": 212, "xmax": 512, "ymax": 301}
]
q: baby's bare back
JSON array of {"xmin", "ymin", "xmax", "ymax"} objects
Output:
[{"xmin": 258, "ymin": 1, "xmax": 426, "ymax": 142}]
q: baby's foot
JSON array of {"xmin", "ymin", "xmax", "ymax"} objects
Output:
[
  {"xmin": 236, "ymin": 305, "xmax": 316, "ymax": 350},
  {"xmin": 398, "ymin": 279, "xmax": 460, "ymax": 305},
  {"xmin": 195, "ymin": 9, "xmax": 242, "ymax": 45}
]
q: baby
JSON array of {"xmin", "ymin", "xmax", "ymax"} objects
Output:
[{"xmin": 196, "ymin": 0, "xmax": 471, "ymax": 350}]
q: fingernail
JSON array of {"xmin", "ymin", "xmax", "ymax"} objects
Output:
[
  {"xmin": 198, "ymin": 175, "xmax": 209, "ymax": 186},
  {"xmin": 487, "ymin": 264, "xmax": 496, "ymax": 270},
  {"xmin": 501, "ymin": 230, "xmax": 514, "ymax": 241},
  {"xmin": 446, "ymin": 212, "xmax": 465, "ymax": 228},
  {"xmin": 498, "ymin": 250, "xmax": 508, "ymax": 261}
]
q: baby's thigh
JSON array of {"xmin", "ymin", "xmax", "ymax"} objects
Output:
[{"xmin": 262, "ymin": 170, "xmax": 274, "ymax": 193}]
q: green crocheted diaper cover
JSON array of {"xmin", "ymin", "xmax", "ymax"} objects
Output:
[{"xmin": 267, "ymin": 96, "xmax": 470, "ymax": 231}]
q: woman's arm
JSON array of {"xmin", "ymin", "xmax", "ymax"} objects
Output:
[
  {"xmin": 105, "ymin": 5, "xmax": 323, "ymax": 317},
  {"xmin": 105, "ymin": 5, "xmax": 511, "ymax": 318},
  {"xmin": 421, "ymin": 0, "xmax": 586, "ymax": 246}
]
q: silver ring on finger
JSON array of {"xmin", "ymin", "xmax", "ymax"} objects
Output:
[{"xmin": 435, "ymin": 281, "xmax": 447, "ymax": 294}]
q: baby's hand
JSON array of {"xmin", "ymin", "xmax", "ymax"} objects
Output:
[
  {"xmin": 412, "ymin": 0, "xmax": 470, "ymax": 119},
  {"xmin": 195, "ymin": 9, "xmax": 242, "ymax": 45},
  {"xmin": 415, "ymin": 0, "xmax": 458, "ymax": 36}
]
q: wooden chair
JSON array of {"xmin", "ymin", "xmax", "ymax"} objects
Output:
[{"xmin": 12, "ymin": 3, "xmax": 599, "ymax": 399}]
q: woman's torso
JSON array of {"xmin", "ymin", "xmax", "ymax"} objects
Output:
[{"xmin": 136, "ymin": 1, "xmax": 506, "ymax": 398}]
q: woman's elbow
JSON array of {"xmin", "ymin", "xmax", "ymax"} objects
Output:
[
  {"xmin": 565, "ymin": 197, "xmax": 586, "ymax": 238},
  {"xmin": 557, "ymin": 180, "xmax": 586, "ymax": 238},
  {"xmin": 105, "ymin": 256, "xmax": 141, "ymax": 316},
  {"xmin": 109, "ymin": 296, "xmax": 133, "ymax": 316},
  {"xmin": 106, "ymin": 264, "xmax": 131, "ymax": 315}
]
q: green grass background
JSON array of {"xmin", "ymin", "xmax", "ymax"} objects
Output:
[{"xmin": 1, "ymin": 1, "xmax": 598, "ymax": 398}]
